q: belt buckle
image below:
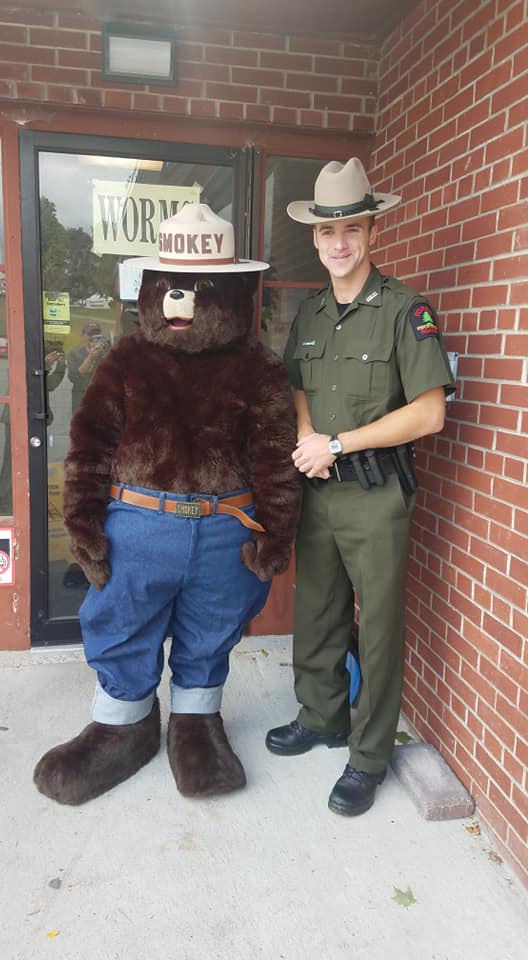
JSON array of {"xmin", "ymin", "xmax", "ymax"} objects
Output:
[{"xmin": 173, "ymin": 502, "xmax": 201, "ymax": 518}]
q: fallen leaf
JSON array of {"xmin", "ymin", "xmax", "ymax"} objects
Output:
[
  {"xmin": 392, "ymin": 886, "xmax": 416, "ymax": 908},
  {"xmin": 465, "ymin": 823, "xmax": 481, "ymax": 836},
  {"xmin": 487, "ymin": 850, "xmax": 503, "ymax": 864},
  {"xmin": 46, "ymin": 930, "xmax": 60, "ymax": 938},
  {"xmin": 258, "ymin": 649, "xmax": 269, "ymax": 657},
  {"xmin": 394, "ymin": 730, "xmax": 413, "ymax": 744},
  {"xmin": 49, "ymin": 877, "xmax": 62, "ymax": 889}
]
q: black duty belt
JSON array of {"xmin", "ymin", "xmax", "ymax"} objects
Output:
[{"xmin": 327, "ymin": 445, "xmax": 417, "ymax": 494}]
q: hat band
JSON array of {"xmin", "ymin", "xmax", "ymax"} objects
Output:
[
  {"xmin": 159, "ymin": 255, "xmax": 235, "ymax": 266},
  {"xmin": 310, "ymin": 193, "xmax": 380, "ymax": 218}
]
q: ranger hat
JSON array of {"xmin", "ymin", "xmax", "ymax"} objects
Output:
[
  {"xmin": 287, "ymin": 157, "xmax": 401, "ymax": 225},
  {"xmin": 126, "ymin": 203, "xmax": 268, "ymax": 274}
]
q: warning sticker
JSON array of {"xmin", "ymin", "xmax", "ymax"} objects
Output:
[{"xmin": 0, "ymin": 528, "xmax": 14, "ymax": 585}]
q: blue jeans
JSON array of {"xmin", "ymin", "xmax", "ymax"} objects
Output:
[{"xmin": 80, "ymin": 484, "xmax": 271, "ymax": 723}]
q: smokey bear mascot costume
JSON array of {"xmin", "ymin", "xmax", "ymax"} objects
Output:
[{"xmin": 34, "ymin": 204, "xmax": 300, "ymax": 804}]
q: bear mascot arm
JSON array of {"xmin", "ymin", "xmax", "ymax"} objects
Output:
[
  {"xmin": 63, "ymin": 346, "xmax": 127, "ymax": 590},
  {"xmin": 240, "ymin": 345, "xmax": 300, "ymax": 581}
]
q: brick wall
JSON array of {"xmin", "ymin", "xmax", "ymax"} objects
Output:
[
  {"xmin": 0, "ymin": 8, "xmax": 379, "ymax": 133},
  {"xmin": 370, "ymin": 0, "xmax": 528, "ymax": 884}
]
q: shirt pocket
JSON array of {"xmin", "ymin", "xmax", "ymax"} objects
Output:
[
  {"xmin": 343, "ymin": 339, "xmax": 394, "ymax": 399},
  {"xmin": 292, "ymin": 341, "xmax": 326, "ymax": 394}
]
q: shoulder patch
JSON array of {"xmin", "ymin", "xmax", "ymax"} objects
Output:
[{"xmin": 409, "ymin": 301, "xmax": 439, "ymax": 341}]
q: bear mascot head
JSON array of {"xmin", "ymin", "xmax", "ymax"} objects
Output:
[{"xmin": 33, "ymin": 204, "xmax": 301, "ymax": 805}]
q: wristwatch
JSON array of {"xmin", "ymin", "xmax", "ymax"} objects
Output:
[{"xmin": 328, "ymin": 434, "xmax": 343, "ymax": 456}]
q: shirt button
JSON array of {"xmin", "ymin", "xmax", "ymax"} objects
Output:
[
  {"xmin": 334, "ymin": 355, "xmax": 339, "ymax": 361},
  {"xmin": 362, "ymin": 353, "xmax": 368, "ymax": 360},
  {"xmin": 336, "ymin": 324, "xmax": 342, "ymax": 331},
  {"xmin": 331, "ymin": 385, "xmax": 337, "ymax": 391},
  {"xmin": 330, "ymin": 413, "xmax": 336, "ymax": 421}
]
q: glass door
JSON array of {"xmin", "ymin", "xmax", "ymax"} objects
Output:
[{"xmin": 21, "ymin": 132, "xmax": 248, "ymax": 644}]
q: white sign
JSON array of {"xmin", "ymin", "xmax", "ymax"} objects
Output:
[
  {"xmin": 92, "ymin": 181, "xmax": 201, "ymax": 256},
  {"xmin": 118, "ymin": 261, "xmax": 145, "ymax": 301},
  {"xmin": 0, "ymin": 527, "xmax": 14, "ymax": 585}
]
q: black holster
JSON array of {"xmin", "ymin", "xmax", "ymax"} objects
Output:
[{"xmin": 389, "ymin": 443, "xmax": 418, "ymax": 495}]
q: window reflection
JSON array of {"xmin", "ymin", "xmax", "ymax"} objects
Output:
[
  {"xmin": 262, "ymin": 286, "xmax": 315, "ymax": 358},
  {"xmin": 264, "ymin": 157, "xmax": 326, "ymax": 284},
  {"xmin": 38, "ymin": 151, "xmax": 235, "ymax": 619},
  {"xmin": 0, "ymin": 402, "xmax": 12, "ymax": 515}
]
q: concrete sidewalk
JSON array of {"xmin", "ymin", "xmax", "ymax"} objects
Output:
[{"xmin": 2, "ymin": 635, "xmax": 527, "ymax": 960}]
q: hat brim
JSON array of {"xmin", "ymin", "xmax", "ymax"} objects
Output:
[
  {"xmin": 124, "ymin": 257, "xmax": 269, "ymax": 274},
  {"xmin": 287, "ymin": 193, "xmax": 401, "ymax": 224}
]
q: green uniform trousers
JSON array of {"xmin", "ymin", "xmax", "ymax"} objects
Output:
[{"xmin": 293, "ymin": 472, "xmax": 415, "ymax": 773}]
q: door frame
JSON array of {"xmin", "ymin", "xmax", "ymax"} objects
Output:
[{"xmin": 20, "ymin": 129, "xmax": 251, "ymax": 645}]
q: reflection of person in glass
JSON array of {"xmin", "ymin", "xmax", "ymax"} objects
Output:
[
  {"xmin": 44, "ymin": 339, "xmax": 66, "ymax": 424},
  {"xmin": 66, "ymin": 321, "xmax": 109, "ymax": 414}
]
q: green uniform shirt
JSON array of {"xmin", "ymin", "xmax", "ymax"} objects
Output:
[{"xmin": 283, "ymin": 265, "xmax": 455, "ymax": 435}]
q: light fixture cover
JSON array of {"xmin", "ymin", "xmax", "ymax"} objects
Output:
[{"xmin": 102, "ymin": 22, "xmax": 176, "ymax": 85}]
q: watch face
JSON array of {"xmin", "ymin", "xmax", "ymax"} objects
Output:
[{"xmin": 329, "ymin": 439, "xmax": 342, "ymax": 455}]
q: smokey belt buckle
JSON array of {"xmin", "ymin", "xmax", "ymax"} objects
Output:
[{"xmin": 108, "ymin": 483, "xmax": 265, "ymax": 532}]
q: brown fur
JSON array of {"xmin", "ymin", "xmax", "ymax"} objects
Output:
[
  {"xmin": 63, "ymin": 270, "xmax": 300, "ymax": 589},
  {"xmin": 167, "ymin": 713, "xmax": 246, "ymax": 797},
  {"xmin": 33, "ymin": 699, "xmax": 161, "ymax": 805}
]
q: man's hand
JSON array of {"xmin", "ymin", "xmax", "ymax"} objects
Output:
[{"xmin": 293, "ymin": 432, "xmax": 334, "ymax": 479}]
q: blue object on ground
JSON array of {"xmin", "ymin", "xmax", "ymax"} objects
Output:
[{"xmin": 346, "ymin": 650, "xmax": 362, "ymax": 704}]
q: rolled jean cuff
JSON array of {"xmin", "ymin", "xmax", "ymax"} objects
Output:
[
  {"xmin": 92, "ymin": 681, "xmax": 155, "ymax": 724},
  {"xmin": 170, "ymin": 682, "xmax": 223, "ymax": 714}
]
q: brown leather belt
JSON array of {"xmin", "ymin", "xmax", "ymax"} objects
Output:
[{"xmin": 109, "ymin": 484, "xmax": 264, "ymax": 532}]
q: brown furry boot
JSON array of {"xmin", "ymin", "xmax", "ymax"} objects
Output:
[
  {"xmin": 33, "ymin": 698, "xmax": 161, "ymax": 805},
  {"xmin": 167, "ymin": 712, "xmax": 246, "ymax": 797}
]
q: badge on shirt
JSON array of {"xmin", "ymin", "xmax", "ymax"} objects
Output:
[{"xmin": 409, "ymin": 302, "xmax": 439, "ymax": 340}]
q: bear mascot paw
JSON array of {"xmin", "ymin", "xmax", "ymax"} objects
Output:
[{"xmin": 33, "ymin": 204, "xmax": 300, "ymax": 804}]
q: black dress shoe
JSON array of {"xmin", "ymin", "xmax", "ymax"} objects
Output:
[
  {"xmin": 265, "ymin": 720, "xmax": 348, "ymax": 756},
  {"xmin": 328, "ymin": 765, "xmax": 386, "ymax": 816}
]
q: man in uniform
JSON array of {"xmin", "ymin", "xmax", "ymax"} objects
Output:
[{"xmin": 266, "ymin": 158, "xmax": 455, "ymax": 816}]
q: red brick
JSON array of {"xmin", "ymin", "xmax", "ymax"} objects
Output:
[
  {"xmin": 160, "ymin": 96, "xmax": 188, "ymax": 114},
  {"xmin": 31, "ymin": 65, "xmax": 88, "ymax": 84},
  {"xmin": 188, "ymin": 99, "xmax": 217, "ymax": 118},
  {"xmin": 46, "ymin": 84, "xmax": 77, "ymax": 103},
  {"xmin": 287, "ymin": 72, "xmax": 337, "ymax": 93},
  {"xmin": 473, "ymin": 493, "xmax": 512, "ymax": 528},
  {"xmin": 260, "ymin": 51, "xmax": 312, "ymax": 71},
  {"xmin": 245, "ymin": 103, "xmax": 271, "ymax": 122},
  {"xmin": 29, "ymin": 27, "xmax": 88, "ymax": 49},
  {"xmin": 57, "ymin": 49, "xmax": 99, "ymax": 69},
  {"xmin": 205, "ymin": 45, "xmax": 257, "ymax": 67},
  {"xmin": 489, "ymin": 782, "xmax": 527, "ymax": 840},
  {"xmin": 471, "ymin": 285, "xmax": 510, "ymax": 308},
  {"xmin": 476, "ymin": 233, "xmax": 513, "ymax": 259},
  {"xmin": 0, "ymin": 61, "xmax": 29, "ymax": 80},
  {"xmin": 233, "ymin": 31, "xmax": 286, "ymax": 51},
  {"xmin": 486, "ymin": 568, "xmax": 526, "ymax": 610},
  {"xmin": 272, "ymin": 106, "xmax": 298, "ymax": 125},
  {"xmin": 56, "ymin": 13, "xmax": 98, "ymax": 30},
  {"xmin": 132, "ymin": 93, "xmax": 161, "ymax": 112},
  {"xmin": 289, "ymin": 36, "xmax": 341, "ymax": 56},
  {"xmin": 206, "ymin": 81, "xmax": 257, "ymax": 102},
  {"xmin": 493, "ymin": 255, "xmax": 528, "ymax": 281},
  {"xmin": 0, "ymin": 24, "xmax": 28, "ymax": 42},
  {"xmin": 312, "ymin": 93, "xmax": 362, "ymax": 112},
  {"xmin": 0, "ymin": 42, "xmax": 55, "ymax": 64},
  {"xmin": 180, "ymin": 27, "xmax": 232, "ymax": 45},
  {"xmin": 218, "ymin": 100, "xmax": 244, "ymax": 120},
  {"xmin": 491, "ymin": 72, "xmax": 528, "ymax": 113},
  {"xmin": 0, "ymin": 9, "xmax": 54, "ymax": 26},
  {"xmin": 260, "ymin": 88, "xmax": 310, "ymax": 108},
  {"xmin": 232, "ymin": 66, "xmax": 284, "ymax": 86},
  {"xmin": 103, "ymin": 90, "xmax": 132, "ymax": 110},
  {"xmin": 478, "ymin": 404, "xmax": 520, "ymax": 430},
  {"xmin": 181, "ymin": 62, "xmax": 229, "ymax": 83},
  {"xmin": 477, "ymin": 700, "xmax": 516, "ymax": 753}
]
